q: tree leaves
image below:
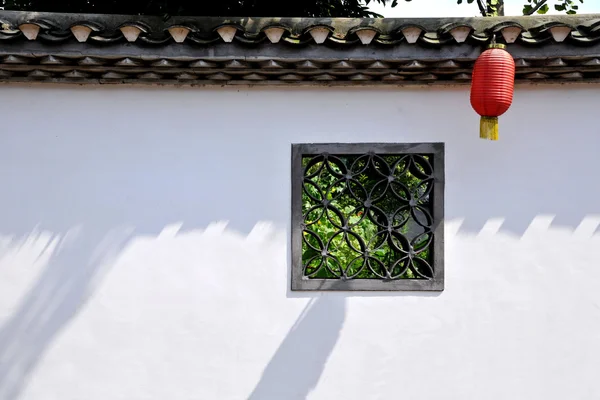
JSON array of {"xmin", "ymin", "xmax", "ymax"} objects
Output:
[
  {"xmin": 0, "ymin": 0, "xmax": 397, "ymax": 17},
  {"xmin": 524, "ymin": 0, "xmax": 583, "ymax": 15},
  {"xmin": 0, "ymin": 0, "xmax": 584, "ymax": 17}
]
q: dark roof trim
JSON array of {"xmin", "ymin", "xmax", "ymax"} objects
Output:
[
  {"xmin": 1, "ymin": 11, "xmax": 600, "ymax": 86},
  {"xmin": 2, "ymin": 11, "xmax": 600, "ymax": 45}
]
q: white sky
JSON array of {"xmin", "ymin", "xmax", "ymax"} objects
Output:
[{"xmin": 368, "ymin": 0, "xmax": 600, "ymax": 17}]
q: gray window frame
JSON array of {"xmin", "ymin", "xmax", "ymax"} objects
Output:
[{"xmin": 291, "ymin": 142, "xmax": 445, "ymax": 291}]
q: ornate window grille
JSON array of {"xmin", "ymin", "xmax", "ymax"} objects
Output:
[{"xmin": 291, "ymin": 143, "xmax": 444, "ymax": 291}]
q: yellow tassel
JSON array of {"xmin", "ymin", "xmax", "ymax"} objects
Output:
[{"xmin": 480, "ymin": 116, "xmax": 499, "ymax": 141}]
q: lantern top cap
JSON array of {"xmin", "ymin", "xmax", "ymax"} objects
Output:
[{"xmin": 488, "ymin": 44, "xmax": 506, "ymax": 50}]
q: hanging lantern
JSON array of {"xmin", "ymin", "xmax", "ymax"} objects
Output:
[{"xmin": 470, "ymin": 44, "xmax": 515, "ymax": 141}]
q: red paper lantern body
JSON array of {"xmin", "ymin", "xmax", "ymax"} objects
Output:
[{"xmin": 470, "ymin": 44, "xmax": 515, "ymax": 140}]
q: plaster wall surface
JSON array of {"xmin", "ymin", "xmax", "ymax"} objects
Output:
[{"xmin": 0, "ymin": 85, "xmax": 599, "ymax": 400}]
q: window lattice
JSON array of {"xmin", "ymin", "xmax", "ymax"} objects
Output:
[{"xmin": 292, "ymin": 143, "xmax": 444, "ymax": 291}]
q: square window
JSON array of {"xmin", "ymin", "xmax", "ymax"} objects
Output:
[{"xmin": 291, "ymin": 143, "xmax": 444, "ymax": 291}]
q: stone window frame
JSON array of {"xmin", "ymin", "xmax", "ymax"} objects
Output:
[{"xmin": 291, "ymin": 143, "xmax": 445, "ymax": 291}]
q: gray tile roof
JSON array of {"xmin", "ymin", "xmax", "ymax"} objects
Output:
[{"xmin": 1, "ymin": 11, "xmax": 600, "ymax": 85}]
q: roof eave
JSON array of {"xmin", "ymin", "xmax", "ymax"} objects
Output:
[{"xmin": 1, "ymin": 11, "xmax": 600, "ymax": 86}]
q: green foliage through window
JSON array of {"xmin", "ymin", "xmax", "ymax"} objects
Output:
[{"xmin": 301, "ymin": 152, "xmax": 435, "ymax": 280}]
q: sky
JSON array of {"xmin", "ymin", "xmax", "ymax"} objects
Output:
[{"xmin": 368, "ymin": 0, "xmax": 600, "ymax": 17}]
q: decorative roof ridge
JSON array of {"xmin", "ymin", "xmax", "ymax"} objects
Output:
[
  {"xmin": 3, "ymin": 11, "xmax": 600, "ymax": 86},
  {"xmin": 1, "ymin": 11, "xmax": 600, "ymax": 46}
]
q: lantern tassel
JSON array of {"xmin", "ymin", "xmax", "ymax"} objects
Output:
[{"xmin": 480, "ymin": 116, "xmax": 499, "ymax": 141}]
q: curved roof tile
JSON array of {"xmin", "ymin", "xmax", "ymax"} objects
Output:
[{"xmin": 1, "ymin": 11, "xmax": 600, "ymax": 85}]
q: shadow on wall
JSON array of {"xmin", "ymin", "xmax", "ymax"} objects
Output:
[
  {"xmin": 0, "ymin": 227, "xmax": 134, "ymax": 400},
  {"xmin": 1, "ymin": 86, "xmax": 600, "ymax": 398},
  {"xmin": 0, "ymin": 88, "xmax": 292, "ymax": 399},
  {"xmin": 442, "ymin": 89, "xmax": 600, "ymax": 236},
  {"xmin": 0, "ymin": 226, "xmax": 347, "ymax": 400},
  {"xmin": 248, "ymin": 296, "xmax": 346, "ymax": 400}
]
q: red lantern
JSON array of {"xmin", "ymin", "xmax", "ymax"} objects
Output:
[{"xmin": 470, "ymin": 44, "xmax": 515, "ymax": 141}]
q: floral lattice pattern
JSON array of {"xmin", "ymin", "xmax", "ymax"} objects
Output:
[{"xmin": 292, "ymin": 143, "xmax": 444, "ymax": 291}]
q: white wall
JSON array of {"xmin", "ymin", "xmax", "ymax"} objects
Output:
[{"xmin": 0, "ymin": 84, "xmax": 599, "ymax": 400}]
